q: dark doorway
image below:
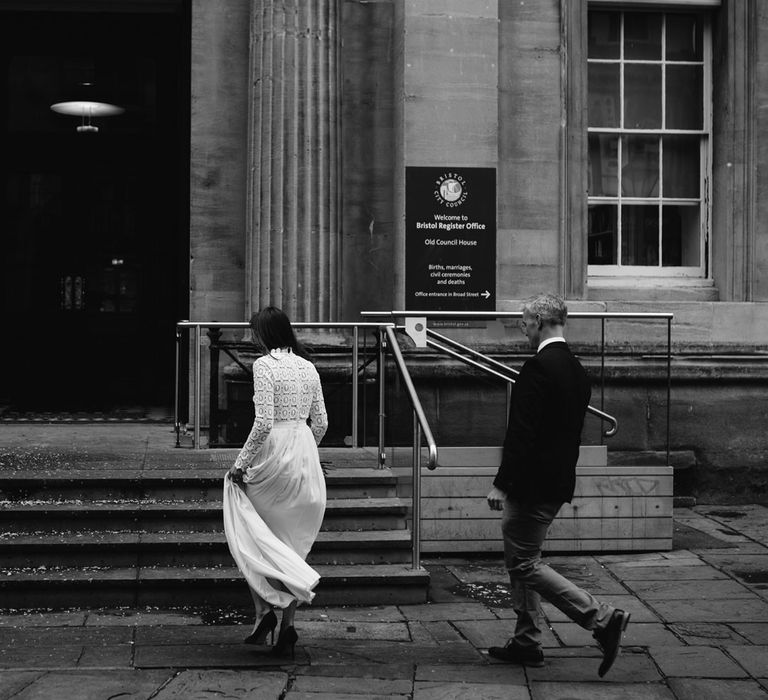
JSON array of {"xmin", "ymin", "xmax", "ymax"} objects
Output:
[{"xmin": 0, "ymin": 3, "xmax": 190, "ymax": 414}]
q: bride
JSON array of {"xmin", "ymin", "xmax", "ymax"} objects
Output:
[{"xmin": 223, "ymin": 306, "xmax": 328, "ymax": 658}]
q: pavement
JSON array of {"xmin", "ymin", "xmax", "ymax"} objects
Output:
[{"xmin": 1, "ymin": 424, "xmax": 768, "ymax": 699}]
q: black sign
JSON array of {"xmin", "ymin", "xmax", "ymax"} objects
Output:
[{"xmin": 405, "ymin": 166, "xmax": 496, "ymax": 311}]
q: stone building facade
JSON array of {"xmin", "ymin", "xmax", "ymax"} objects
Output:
[{"xmin": 187, "ymin": 0, "xmax": 767, "ymax": 500}]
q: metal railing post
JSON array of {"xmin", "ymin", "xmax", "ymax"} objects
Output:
[
  {"xmin": 194, "ymin": 324, "xmax": 201, "ymax": 450},
  {"xmin": 174, "ymin": 325, "xmax": 181, "ymax": 448},
  {"xmin": 667, "ymin": 317, "xmax": 672, "ymax": 466},
  {"xmin": 412, "ymin": 411, "xmax": 422, "ymax": 570},
  {"xmin": 601, "ymin": 317, "xmax": 606, "ymax": 445},
  {"xmin": 378, "ymin": 327, "xmax": 386, "ymax": 468},
  {"xmin": 208, "ymin": 328, "xmax": 222, "ymax": 446},
  {"xmin": 352, "ymin": 325, "xmax": 359, "ymax": 448}
]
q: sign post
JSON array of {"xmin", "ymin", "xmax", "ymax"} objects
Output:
[{"xmin": 405, "ymin": 166, "xmax": 496, "ymax": 311}]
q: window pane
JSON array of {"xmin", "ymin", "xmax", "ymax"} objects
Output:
[
  {"xmin": 622, "ymin": 136, "xmax": 659, "ymax": 197},
  {"xmin": 663, "ymin": 136, "xmax": 700, "ymax": 198},
  {"xmin": 589, "ymin": 134, "xmax": 618, "ymax": 196},
  {"xmin": 625, "ymin": 13, "xmax": 662, "ymax": 60},
  {"xmin": 662, "ymin": 205, "xmax": 700, "ymax": 266},
  {"xmin": 622, "ymin": 205, "xmax": 659, "ymax": 266},
  {"xmin": 666, "ymin": 65, "xmax": 703, "ymax": 130},
  {"xmin": 666, "ymin": 14, "xmax": 702, "ymax": 61},
  {"xmin": 588, "ymin": 63, "xmax": 620, "ymax": 128},
  {"xmin": 625, "ymin": 64, "xmax": 661, "ymax": 128},
  {"xmin": 588, "ymin": 205, "xmax": 618, "ymax": 265},
  {"xmin": 588, "ymin": 11, "xmax": 620, "ymax": 59}
]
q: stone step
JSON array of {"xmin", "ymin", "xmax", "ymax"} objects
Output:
[
  {"xmin": 0, "ymin": 497, "xmax": 409, "ymax": 533},
  {"xmin": 0, "ymin": 563, "xmax": 429, "ymax": 607},
  {"xmin": 0, "ymin": 529, "xmax": 413, "ymax": 567},
  {"xmin": 0, "ymin": 467, "xmax": 398, "ymax": 501}
]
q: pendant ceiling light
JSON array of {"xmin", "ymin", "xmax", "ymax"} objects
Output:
[{"xmin": 50, "ymin": 82, "xmax": 124, "ymax": 133}]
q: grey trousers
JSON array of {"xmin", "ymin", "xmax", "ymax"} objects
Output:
[{"xmin": 502, "ymin": 498, "xmax": 613, "ymax": 649}]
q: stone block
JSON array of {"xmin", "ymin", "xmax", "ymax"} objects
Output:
[
  {"xmin": 725, "ymin": 645, "xmax": 768, "ymax": 677},
  {"xmin": 153, "ymin": 670, "xmax": 287, "ymax": 699},
  {"xmin": 648, "ymin": 645, "xmax": 748, "ymax": 678},
  {"xmin": 531, "ymin": 681, "xmax": 675, "ymax": 699},
  {"xmin": 667, "ymin": 678, "xmax": 768, "ymax": 700}
]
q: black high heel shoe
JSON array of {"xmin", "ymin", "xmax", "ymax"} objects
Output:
[
  {"xmin": 271, "ymin": 626, "xmax": 298, "ymax": 659},
  {"xmin": 244, "ymin": 610, "xmax": 277, "ymax": 645}
]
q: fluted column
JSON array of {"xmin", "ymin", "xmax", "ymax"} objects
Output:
[{"xmin": 245, "ymin": 0, "xmax": 341, "ymax": 321}]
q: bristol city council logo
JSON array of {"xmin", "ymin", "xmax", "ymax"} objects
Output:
[{"xmin": 434, "ymin": 172, "xmax": 468, "ymax": 208}]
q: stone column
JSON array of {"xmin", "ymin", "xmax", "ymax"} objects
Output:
[{"xmin": 245, "ymin": 0, "xmax": 341, "ymax": 321}]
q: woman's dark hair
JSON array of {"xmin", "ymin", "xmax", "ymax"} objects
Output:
[{"xmin": 249, "ymin": 306, "xmax": 310, "ymax": 359}]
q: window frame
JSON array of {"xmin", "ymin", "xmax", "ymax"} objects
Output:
[{"xmin": 586, "ymin": 8, "xmax": 713, "ymax": 280}]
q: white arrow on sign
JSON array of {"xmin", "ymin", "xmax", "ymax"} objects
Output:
[{"xmin": 482, "ymin": 290, "xmax": 491, "ymax": 299}]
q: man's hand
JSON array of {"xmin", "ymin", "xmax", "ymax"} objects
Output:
[
  {"xmin": 487, "ymin": 486, "xmax": 507, "ymax": 511},
  {"xmin": 228, "ymin": 466, "xmax": 244, "ymax": 484}
]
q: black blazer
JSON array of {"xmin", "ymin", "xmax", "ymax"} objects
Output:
[{"xmin": 493, "ymin": 341, "xmax": 591, "ymax": 504}]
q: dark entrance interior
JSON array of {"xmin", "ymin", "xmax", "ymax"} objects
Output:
[{"xmin": 0, "ymin": 2, "xmax": 190, "ymax": 415}]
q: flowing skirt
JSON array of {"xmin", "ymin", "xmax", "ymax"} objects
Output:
[{"xmin": 223, "ymin": 420, "xmax": 326, "ymax": 607}]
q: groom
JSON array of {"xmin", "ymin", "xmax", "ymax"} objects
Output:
[{"xmin": 486, "ymin": 293, "xmax": 630, "ymax": 677}]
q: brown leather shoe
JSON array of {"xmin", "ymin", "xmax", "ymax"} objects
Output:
[
  {"xmin": 593, "ymin": 609, "xmax": 631, "ymax": 677},
  {"xmin": 487, "ymin": 641, "xmax": 544, "ymax": 667}
]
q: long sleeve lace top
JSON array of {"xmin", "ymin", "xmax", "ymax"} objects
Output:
[{"xmin": 233, "ymin": 349, "xmax": 328, "ymax": 470}]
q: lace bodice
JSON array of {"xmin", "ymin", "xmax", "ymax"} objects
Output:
[{"xmin": 233, "ymin": 350, "xmax": 328, "ymax": 470}]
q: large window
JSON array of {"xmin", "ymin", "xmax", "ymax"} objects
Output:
[{"xmin": 587, "ymin": 10, "xmax": 710, "ymax": 277}]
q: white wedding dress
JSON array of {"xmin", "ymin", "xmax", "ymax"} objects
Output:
[{"xmin": 223, "ymin": 349, "xmax": 328, "ymax": 608}]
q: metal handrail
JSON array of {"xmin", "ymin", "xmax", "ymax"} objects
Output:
[
  {"xmin": 384, "ymin": 326, "xmax": 439, "ymax": 471},
  {"xmin": 426, "ymin": 329, "xmax": 619, "ymax": 438},
  {"xmin": 384, "ymin": 325, "xmax": 438, "ymax": 570},
  {"xmin": 363, "ymin": 309, "xmax": 674, "ymax": 462}
]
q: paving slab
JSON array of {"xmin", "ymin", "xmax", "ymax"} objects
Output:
[
  {"xmin": 398, "ymin": 602, "xmax": 495, "ymax": 622},
  {"xmin": 153, "ymin": 669, "xmax": 288, "ymax": 699},
  {"xmin": 550, "ymin": 621, "xmax": 683, "ymax": 648},
  {"xmin": 455, "ymin": 618, "xmax": 559, "ymax": 649},
  {"xmin": 290, "ymin": 675, "xmax": 412, "ymax": 695},
  {"xmin": 695, "ymin": 506, "xmax": 768, "ymax": 544},
  {"xmin": 0, "ymin": 645, "xmax": 84, "ymax": 670},
  {"xmin": 77, "ymin": 643, "xmax": 134, "ymax": 668},
  {"xmin": 303, "ymin": 640, "xmax": 483, "ymax": 666},
  {"xmin": 134, "ymin": 625, "xmax": 241, "ymax": 645},
  {"xmin": 301, "ymin": 606, "xmax": 405, "ymax": 623},
  {"xmin": 0, "ymin": 626, "xmax": 132, "ymax": 647},
  {"xmin": 621, "ymin": 578, "xmax": 758, "ymax": 600},
  {"xmin": 647, "ymin": 598, "xmax": 768, "ymax": 623},
  {"xmin": 286, "ymin": 694, "xmax": 408, "ymax": 700},
  {"xmin": 597, "ymin": 551, "xmax": 704, "ymax": 566},
  {"xmin": 667, "ymin": 678, "xmax": 768, "ymax": 700},
  {"xmin": 673, "ymin": 514, "xmax": 752, "ymax": 544},
  {"xmin": 530, "ymin": 681, "xmax": 675, "ymax": 699},
  {"xmin": 0, "ymin": 671, "xmax": 45, "ymax": 698},
  {"xmin": 598, "ymin": 564, "xmax": 728, "ymax": 581},
  {"xmin": 524, "ymin": 651, "xmax": 662, "ymax": 683},
  {"xmin": 726, "ymin": 646, "xmax": 768, "ymax": 677},
  {"xmin": 0, "ymin": 613, "xmax": 88, "ymax": 628},
  {"xmin": 294, "ymin": 664, "xmax": 414, "ymax": 680},
  {"xmin": 299, "ymin": 620, "xmax": 410, "ymax": 642},
  {"xmin": 648, "ymin": 645, "xmax": 748, "ymax": 678},
  {"xmin": 669, "ymin": 622, "xmax": 753, "ymax": 645},
  {"xmin": 415, "ymin": 663, "xmax": 526, "ymax": 684},
  {"xmin": 412, "ymin": 681, "xmax": 529, "ymax": 699},
  {"xmin": 134, "ymin": 643, "xmax": 303, "ymax": 668},
  {"xmin": 85, "ymin": 610, "xmax": 205, "ymax": 626},
  {"xmin": 3, "ymin": 669, "xmax": 172, "ymax": 700},
  {"xmin": 445, "ymin": 562, "xmax": 509, "ymax": 585},
  {"xmin": 408, "ymin": 620, "xmax": 464, "ymax": 644}
]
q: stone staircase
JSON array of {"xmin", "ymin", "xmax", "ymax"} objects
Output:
[{"xmin": 0, "ymin": 448, "xmax": 429, "ymax": 609}]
